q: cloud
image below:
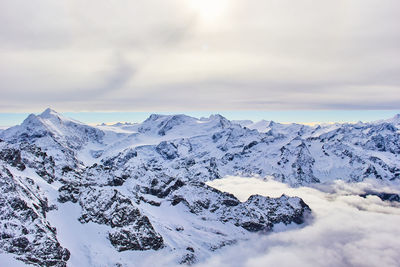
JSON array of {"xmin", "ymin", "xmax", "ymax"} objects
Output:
[
  {"xmin": 0, "ymin": 51, "xmax": 135, "ymax": 104},
  {"xmin": 200, "ymin": 176, "xmax": 400, "ymax": 267},
  {"xmin": 0, "ymin": 0, "xmax": 399, "ymax": 112}
]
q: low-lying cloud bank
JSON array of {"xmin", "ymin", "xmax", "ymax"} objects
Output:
[{"xmin": 203, "ymin": 177, "xmax": 400, "ymax": 267}]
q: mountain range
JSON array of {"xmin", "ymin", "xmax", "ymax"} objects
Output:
[{"xmin": 1, "ymin": 108, "xmax": 399, "ymax": 266}]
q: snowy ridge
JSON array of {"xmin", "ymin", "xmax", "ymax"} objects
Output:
[{"xmin": 1, "ymin": 109, "xmax": 400, "ymax": 266}]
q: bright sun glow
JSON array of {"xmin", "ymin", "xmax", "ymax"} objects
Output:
[{"xmin": 188, "ymin": 0, "xmax": 229, "ymax": 22}]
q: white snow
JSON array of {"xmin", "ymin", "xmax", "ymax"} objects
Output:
[{"xmin": 0, "ymin": 253, "xmax": 29, "ymax": 267}]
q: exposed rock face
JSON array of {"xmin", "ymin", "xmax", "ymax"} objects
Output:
[
  {"xmin": 167, "ymin": 182, "xmax": 310, "ymax": 232},
  {"xmin": 58, "ymin": 184, "xmax": 80, "ymax": 203},
  {"xmin": 0, "ymin": 166, "xmax": 70, "ymax": 266},
  {"xmin": 108, "ymin": 222, "xmax": 164, "ymax": 252},
  {"xmin": 78, "ymin": 187, "xmax": 164, "ymax": 251},
  {"xmin": 359, "ymin": 191, "xmax": 400, "ymax": 202},
  {"xmin": 156, "ymin": 141, "xmax": 179, "ymax": 160},
  {"xmin": 0, "ymin": 148, "xmax": 26, "ymax": 171}
]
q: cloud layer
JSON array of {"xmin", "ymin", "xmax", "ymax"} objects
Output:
[
  {"xmin": 1, "ymin": 0, "xmax": 400, "ymax": 112},
  {"xmin": 203, "ymin": 176, "xmax": 400, "ymax": 267}
]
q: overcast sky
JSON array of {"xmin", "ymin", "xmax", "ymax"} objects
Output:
[{"xmin": 1, "ymin": 0, "xmax": 399, "ymax": 112}]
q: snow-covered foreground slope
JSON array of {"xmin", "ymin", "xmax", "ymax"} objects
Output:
[{"xmin": 0, "ymin": 108, "xmax": 400, "ymax": 266}]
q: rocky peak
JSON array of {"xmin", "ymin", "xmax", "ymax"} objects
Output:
[
  {"xmin": 139, "ymin": 114, "xmax": 197, "ymax": 135},
  {"xmin": 388, "ymin": 114, "xmax": 400, "ymax": 126},
  {"xmin": 39, "ymin": 108, "xmax": 60, "ymax": 119},
  {"xmin": 208, "ymin": 114, "xmax": 231, "ymax": 129}
]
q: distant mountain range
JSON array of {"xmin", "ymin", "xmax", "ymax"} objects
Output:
[{"xmin": 1, "ymin": 108, "xmax": 399, "ymax": 266}]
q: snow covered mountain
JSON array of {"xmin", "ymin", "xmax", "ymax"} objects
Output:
[{"xmin": 1, "ymin": 108, "xmax": 400, "ymax": 266}]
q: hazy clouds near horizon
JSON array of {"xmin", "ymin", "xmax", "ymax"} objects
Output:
[{"xmin": 1, "ymin": 0, "xmax": 399, "ymax": 112}]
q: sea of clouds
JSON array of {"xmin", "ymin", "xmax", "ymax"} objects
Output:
[{"xmin": 202, "ymin": 176, "xmax": 400, "ymax": 267}]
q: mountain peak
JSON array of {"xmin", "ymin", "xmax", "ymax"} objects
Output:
[
  {"xmin": 37, "ymin": 108, "xmax": 83, "ymax": 125},
  {"xmin": 18, "ymin": 108, "xmax": 62, "ymax": 128},
  {"xmin": 145, "ymin": 114, "xmax": 164, "ymax": 122},
  {"xmin": 381, "ymin": 113, "xmax": 400, "ymax": 125},
  {"xmin": 209, "ymin": 114, "xmax": 226, "ymax": 120},
  {"xmin": 39, "ymin": 108, "xmax": 60, "ymax": 118},
  {"xmin": 207, "ymin": 114, "xmax": 231, "ymax": 129}
]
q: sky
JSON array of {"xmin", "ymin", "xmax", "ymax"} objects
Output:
[{"xmin": 0, "ymin": 1, "xmax": 400, "ymax": 115}]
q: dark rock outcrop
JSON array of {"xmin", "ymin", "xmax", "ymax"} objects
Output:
[{"xmin": 0, "ymin": 166, "xmax": 70, "ymax": 266}]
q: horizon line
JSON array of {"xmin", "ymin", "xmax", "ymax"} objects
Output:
[{"xmin": 0, "ymin": 109, "xmax": 399, "ymax": 128}]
